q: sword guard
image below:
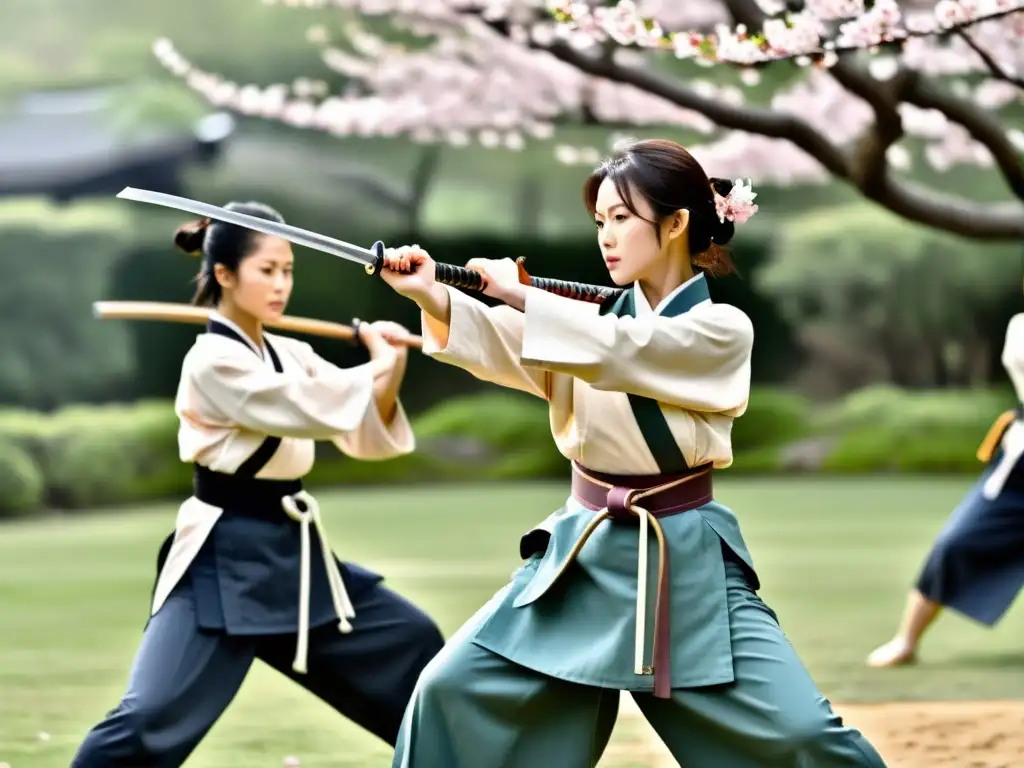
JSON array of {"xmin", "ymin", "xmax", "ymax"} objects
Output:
[
  {"xmin": 366, "ymin": 241, "xmax": 386, "ymax": 276},
  {"xmin": 514, "ymin": 256, "xmax": 532, "ymax": 286}
]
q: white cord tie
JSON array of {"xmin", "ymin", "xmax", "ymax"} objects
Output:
[{"xmin": 281, "ymin": 490, "xmax": 355, "ymax": 674}]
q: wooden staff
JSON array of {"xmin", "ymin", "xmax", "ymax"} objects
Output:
[{"xmin": 92, "ymin": 301, "xmax": 424, "ymax": 348}]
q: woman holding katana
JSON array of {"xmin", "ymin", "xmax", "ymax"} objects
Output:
[
  {"xmin": 378, "ymin": 138, "xmax": 889, "ymax": 768},
  {"xmin": 867, "ymin": 307, "xmax": 1024, "ymax": 669},
  {"xmin": 70, "ymin": 201, "xmax": 444, "ymax": 768}
]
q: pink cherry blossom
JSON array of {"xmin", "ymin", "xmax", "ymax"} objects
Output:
[
  {"xmin": 715, "ymin": 179, "xmax": 759, "ymax": 224},
  {"xmin": 805, "ymin": 0, "xmax": 866, "ymax": 21},
  {"xmin": 150, "ymin": 0, "xmax": 1024, "ymax": 239}
]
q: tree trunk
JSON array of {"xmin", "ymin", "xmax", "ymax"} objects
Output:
[{"xmin": 406, "ymin": 145, "xmax": 443, "ymax": 236}]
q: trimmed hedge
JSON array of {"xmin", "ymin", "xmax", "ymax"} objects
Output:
[
  {"xmin": 0, "ymin": 392, "xmax": 567, "ymax": 517},
  {"xmin": 815, "ymin": 385, "xmax": 1013, "ymax": 474},
  {"xmin": 0, "ymin": 385, "xmax": 1012, "ymax": 518},
  {"xmin": 0, "ymin": 439, "xmax": 45, "ymax": 518},
  {"xmin": 0, "ymin": 199, "xmax": 136, "ymax": 409},
  {"xmin": 731, "ymin": 387, "xmax": 813, "ymax": 453},
  {"xmin": 730, "ymin": 385, "xmax": 1015, "ymax": 474}
]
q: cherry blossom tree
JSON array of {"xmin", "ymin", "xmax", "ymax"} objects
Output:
[{"xmin": 151, "ymin": 0, "xmax": 1023, "ymax": 240}]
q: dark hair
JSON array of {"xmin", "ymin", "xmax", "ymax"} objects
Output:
[
  {"xmin": 173, "ymin": 201, "xmax": 286, "ymax": 306},
  {"xmin": 583, "ymin": 139, "xmax": 737, "ymax": 277}
]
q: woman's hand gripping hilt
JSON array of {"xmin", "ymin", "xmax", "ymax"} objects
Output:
[{"xmin": 367, "ymin": 239, "xmax": 483, "ymax": 291}]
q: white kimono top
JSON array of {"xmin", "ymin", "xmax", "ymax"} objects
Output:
[{"xmin": 152, "ymin": 312, "xmax": 414, "ymax": 673}]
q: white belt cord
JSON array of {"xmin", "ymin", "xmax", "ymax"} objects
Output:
[
  {"xmin": 983, "ymin": 420, "xmax": 1024, "ymax": 500},
  {"xmin": 571, "ymin": 493, "xmax": 654, "ymax": 676},
  {"xmin": 633, "ymin": 499, "xmax": 650, "ymax": 676},
  {"xmin": 281, "ymin": 490, "xmax": 355, "ymax": 674}
]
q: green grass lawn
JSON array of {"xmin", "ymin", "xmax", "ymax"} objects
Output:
[{"xmin": 2, "ymin": 477, "xmax": 1022, "ymax": 767}]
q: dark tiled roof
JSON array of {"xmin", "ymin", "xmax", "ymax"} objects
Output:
[{"xmin": 0, "ymin": 87, "xmax": 234, "ymax": 198}]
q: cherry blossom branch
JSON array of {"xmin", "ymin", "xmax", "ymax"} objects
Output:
[
  {"xmin": 830, "ymin": 60, "xmax": 1024, "ymax": 238},
  {"xmin": 722, "ymin": 0, "xmax": 1024, "ymax": 236},
  {"xmin": 150, "ymin": 0, "xmax": 1024, "ymax": 239},
  {"xmin": 541, "ymin": 20, "xmax": 1023, "ymax": 237},
  {"xmin": 508, "ymin": 25, "xmax": 852, "ymax": 178},
  {"xmin": 550, "ymin": 0, "xmax": 1024, "ymax": 68},
  {"xmin": 955, "ymin": 27, "xmax": 1024, "ymax": 86},
  {"xmin": 901, "ymin": 74, "xmax": 1024, "ymax": 197},
  {"xmin": 828, "ymin": 62, "xmax": 907, "ymax": 190}
]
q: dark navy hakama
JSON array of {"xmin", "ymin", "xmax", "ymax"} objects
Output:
[{"xmin": 915, "ymin": 448, "xmax": 1024, "ymax": 626}]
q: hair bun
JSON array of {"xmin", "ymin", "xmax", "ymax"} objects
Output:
[
  {"xmin": 710, "ymin": 217, "xmax": 735, "ymax": 246},
  {"xmin": 173, "ymin": 217, "xmax": 211, "ymax": 257},
  {"xmin": 709, "ymin": 177, "xmax": 734, "ymax": 198}
]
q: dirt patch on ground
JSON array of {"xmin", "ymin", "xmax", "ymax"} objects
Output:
[
  {"xmin": 838, "ymin": 701, "xmax": 1024, "ymax": 768},
  {"xmin": 604, "ymin": 696, "xmax": 1024, "ymax": 767}
]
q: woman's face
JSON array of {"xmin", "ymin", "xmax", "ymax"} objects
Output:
[
  {"xmin": 218, "ymin": 235, "xmax": 294, "ymax": 322},
  {"xmin": 592, "ymin": 177, "xmax": 686, "ymax": 286}
]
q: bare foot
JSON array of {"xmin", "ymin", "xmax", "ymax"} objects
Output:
[{"xmin": 866, "ymin": 637, "xmax": 917, "ymax": 668}]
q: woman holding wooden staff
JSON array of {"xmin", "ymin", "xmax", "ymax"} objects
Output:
[
  {"xmin": 71, "ymin": 201, "xmax": 444, "ymax": 767},
  {"xmin": 378, "ymin": 139, "xmax": 888, "ymax": 767}
]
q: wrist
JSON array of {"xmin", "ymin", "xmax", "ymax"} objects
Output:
[
  {"xmin": 417, "ymin": 283, "xmax": 450, "ymax": 321},
  {"xmin": 365, "ymin": 336, "xmax": 392, "ymax": 358},
  {"xmin": 369, "ymin": 344, "xmax": 397, "ymax": 374},
  {"xmin": 376, "ymin": 342, "xmax": 398, "ymax": 362},
  {"xmin": 503, "ymin": 284, "xmax": 527, "ymax": 312}
]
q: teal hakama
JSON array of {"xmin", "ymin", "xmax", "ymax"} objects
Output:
[{"xmin": 395, "ymin": 273, "xmax": 887, "ymax": 767}]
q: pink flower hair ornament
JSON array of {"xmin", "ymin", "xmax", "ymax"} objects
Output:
[{"xmin": 714, "ymin": 179, "xmax": 759, "ymax": 225}]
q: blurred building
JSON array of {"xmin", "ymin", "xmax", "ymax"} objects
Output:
[{"xmin": 0, "ymin": 86, "xmax": 234, "ymax": 202}]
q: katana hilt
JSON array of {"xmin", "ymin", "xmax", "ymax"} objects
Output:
[
  {"xmin": 514, "ymin": 257, "xmax": 620, "ymax": 304},
  {"xmin": 365, "ymin": 241, "xmax": 622, "ymax": 306},
  {"xmin": 435, "ymin": 261, "xmax": 485, "ymax": 291}
]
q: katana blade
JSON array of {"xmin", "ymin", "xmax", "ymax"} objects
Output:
[
  {"xmin": 116, "ymin": 187, "xmax": 622, "ymax": 305},
  {"xmin": 116, "ymin": 187, "xmax": 381, "ymax": 271}
]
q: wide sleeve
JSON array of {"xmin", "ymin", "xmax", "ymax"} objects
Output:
[
  {"xmin": 999, "ymin": 313, "xmax": 1024, "ymax": 401},
  {"xmin": 519, "ymin": 287, "xmax": 753, "ymax": 413},
  {"xmin": 420, "ymin": 285, "xmax": 549, "ymax": 399},
  {"xmin": 1001, "ymin": 313, "xmax": 1024, "ymax": 374},
  {"xmin": 190, "ymin": 342, "xmax": 375, "ymax": 439},
  {"xmin": 330, "ymin": 398, "xmax": 415, "ymax": 461},
  {"xmin": 274, "ymin": 338, "xmax": 415, "ymax": 459}
]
